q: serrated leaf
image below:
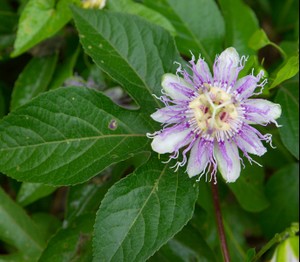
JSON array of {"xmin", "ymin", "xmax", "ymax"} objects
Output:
[
  {"xmin": 107, "ymin": 0, "xmax": 176, "ymax": 36},
  {"xmin": 17, "ymin": 182, "xmax": 57, "ymax": 206},
  {"xmin": 218, "ymin": 0, "xmax": 259, "ymax": 54},
  {"xmin": 270, "ymin": 55, "xmax": 299, "ymax": 89},
  {"xmin": 71, "ymin": 7, "xmax": 180, "ymax": 112},
  {"xmin": 11, "ymin": 54, "xmax": 58, "ymax": 110},
  {"xmin": 0, "ymin": 187, "xmax": 45, "ymax": 261},
  {"xmin": 275, "ymin": 77, "xmax": 299, "ymax": 159},
  {"xmin": 38, "ymin": 214, "xmax": 94, "ymax": 262},
  {"xmin": 93, "ymin": 156, "xmax": 198, "ymax": 261},
  {"xmin": 228, "ymin": 163, "xmax": 269, "ymax": 212},
  {"xmin": 144, "ymin": 0, "xmax": 225, "ymax": 65},
  {"xmin": 259, "ymin": 163, "xmax": 299, "ymax": 238},
  {"xmin": 12, "ymin": 0, "xmax": 79, "ymax": 57},
  {"xmin": 0, "ymin": 86, "xmax": 151, "ymax": 185}
]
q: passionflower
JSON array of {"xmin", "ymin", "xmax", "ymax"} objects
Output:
[{"xmin": 147, "ymin": 47, "xmax": 281, "ymax": 183}]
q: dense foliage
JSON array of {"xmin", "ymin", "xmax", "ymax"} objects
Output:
[{"xmin": 0, "ymin": 0, "xmax": 298, "ymax": 261}]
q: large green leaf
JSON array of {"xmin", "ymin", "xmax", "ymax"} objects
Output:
[
  {"xmin": 72, "ymin": 7, "xmax": 180, "ymax": 112},
  {"xmin": 228, "ymin": 163, "xmax": 269, "ymax": 212},
  {"xmin": 93, "ymin": 156, "xmax": 198, "ymax": 261},
  {"xmin": 144, "ymin": 0, "xmax": 225, "ymax": 65},
  {"xmin": 11, "ymin": 0, "xmax": 79, "ymax": 57},
  {"xmin": 0, "ymin": 187, "xmax": 45, "ymax": 261},
  {"xmin": 11, "ymin": 54, "xmax": 58, "ymax": 110},
  {"xmin": 0, "ymin": 87, "xmax": 151, "ymax": 185},
  {"xmin": 259, "ymin": 163, "xmax": 299, "ymax": 238},
  {"xmin": 275, "ymin": 77, "xmax": 299, "ymax": 159},
  {"xmin": 107, "ymin": 0, "xmax": 176, "ymax": 36},
  {"xmin": 218, "ymin": 0, "xmax": 259, "ymax": 54}
]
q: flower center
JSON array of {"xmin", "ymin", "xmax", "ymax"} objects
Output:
[{"xmin": 189, "ymin": 85, "xmax": 238, "ymax": 136}]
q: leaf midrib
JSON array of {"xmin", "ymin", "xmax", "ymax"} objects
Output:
[{"xmin": 0, "ymin": 134, "xmax": 145, "ymax": 151}]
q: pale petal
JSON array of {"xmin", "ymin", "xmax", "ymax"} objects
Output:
[
  {"xmin": 186, "ymin": 139, "xmax": 212, "ymax": 177},
  {"xmin": 233, "ymin": 71, "xmax": 264, "ymax": 100},
  {"xmin": 195, "ymin": 58, "xmax": 213, "ymax": 84},
  {"xmin": 213, "ymin": 47, "xmax": 241, "ymax": 86},
  {"xmin": 243, "ymin": 99, "xmax": 282, "ymax": 125},
  {"xmin": 235, "ymin": 126, "xmax": 267, "ymax": 156},
  {"xmin": 162, "ymin": 73, "xmax": 194, "ymax": 100},
  {"xmin": 151, "ymin": 105, "xmax": 185, "ymax": 124},
  {"xmin": 151, "ymin": 125, "xmax": 192, "ymax": 154},
  {"xmin": 214, "ymin": 140, "xmax": 241, "ymax": 182}
]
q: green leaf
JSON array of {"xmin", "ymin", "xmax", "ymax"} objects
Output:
[
  {"xmin": 17, "ymin": 182, "xmax": 57, "ymax": 206},
  {"xmin": 66, "ymin": 152, "xmax": 149, "ymax": 222},
  {"xmin": 150, "ymin": 225, "xmax": 216, "ymax": 262},
  {"xmin": 12, "ymin": 0, "xmax": 79, "ymax": 57},
  {"xmin": 93, "ymin": 156, "xmax": 198, "ymax": 261},
  {"xmin": 10, "ymin": 54, "xmax": 58, "ymax": 110},
  {"xmin": 72, "ymin": 7, "xmax": 180, "ymax": 112},
  {"xmin": 218, "ymin": 0, "xmax": 259, "ymax": 54},
  {"xmin": 275, "ymin": 77, "xmax": 299, "ymax": 159},
  {"xmin": 107, "ymin": 0, "xmax": 176, "ymax": 36},
  {"xmin": 0, "ymin": 86, "xmax": 151, "ymax": 185},
  {"xmin": 0, "ymin": 11, "xmax": 18, "ymax": 34},
  {"xmin": 144, "ymin": 0, "xmax": 225, "ymax": 64},
  {"xmin": 270, "ymin": 55, "xmax": 299, "ymax": 89},
  {"xmin": 48, "ymin": 41, "xmax": 80, "ymax": 90},
  {"xmin": 248, "ymin": 29, "xmax": 270, "ymax": 51},
  {"xmin": 31, "ymin": 213, "xmax": 61, "ymax": 242},
  {"xmin": 0, "ymin": 187, "xmax": 45, "ymax": 261},
  {"xmin": 228, "ymin": 163, "xmax": 269, "ymax": 212},
  {"xmin": 38, "ymin": 214, "xmax": 94, "ymax": 262},
  {"xmin": 259, "ymin": 163, "xmax": 299, "ymax": 238}
]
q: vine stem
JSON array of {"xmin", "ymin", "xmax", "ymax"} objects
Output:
[{"xmin": 211, "ymin": 182, "xmax": 230, "ymax": 262}]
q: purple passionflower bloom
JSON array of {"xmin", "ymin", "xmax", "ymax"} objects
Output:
[{"xmin": 147, "ymin": 47, "xmax": 281, "ymax": 183}]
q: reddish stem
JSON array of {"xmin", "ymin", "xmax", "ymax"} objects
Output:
[{"xmin": 211, "ymin": 182, "xmax": 231, "ymax": 262}]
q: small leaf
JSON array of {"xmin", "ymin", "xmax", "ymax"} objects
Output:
[
  {"xmin": 93, "ymin": 156, "xmax": 198, "ymax": 261},
  {"xmin": 0, "ymin": 187, "xmax": 45, "ymax": 261},
  {"xmin": 0, "ymin": 87, "xmax": 151, "ymax": 185},
  {"xmin": 248, "ymin": 29, "xmax": 270, "ymax": 51},
  {"xmin": 270, "ymin": 55, "xmax": 299, "ymax": 89},
  {"xmin": 144, "ymin": 0, "xmax": 225, "ymax": 64},
  {"xmin": 48, "ymin": 43, "xmax": 80, "ymax": 90},
  {"xmin": 72, "ymin": 7, "xmax": 180, "ymax": 112},
  {"xmin": 38, "ymin": 214, "xmax": 94, "ymax": 262},
  {"xmin": 17, "ymin": 182, "xmax": 57, "ymax": 206},
  {"xmin": 218, "ymin": 0, "xmax": 259, "ymax": 54},
  {"xmin": 12, "ymin": 0, "xmax": 80, "ymax": 57},
  {"xmin": 275, "ymin": 77, "xmax": 299, "ymax": 159},
  {"xmin": 228, "ymin": 163, "xmax": 269, "ymax": 212},
  {"xmin": 107, "ymin": 0, "xmax": 176, "ymax": 36},
  {"xmin": 259, "ymin": 163, "xmax": 299, "ymax": 238},
  {"xmin": 11, "ymin": 54, "xmax": 58, "ymax": 110}
]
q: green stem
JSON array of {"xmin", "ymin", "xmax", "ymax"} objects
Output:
[{"xmin": 251, "ymin": 223, "xmax": 299, "ymax": 262}]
